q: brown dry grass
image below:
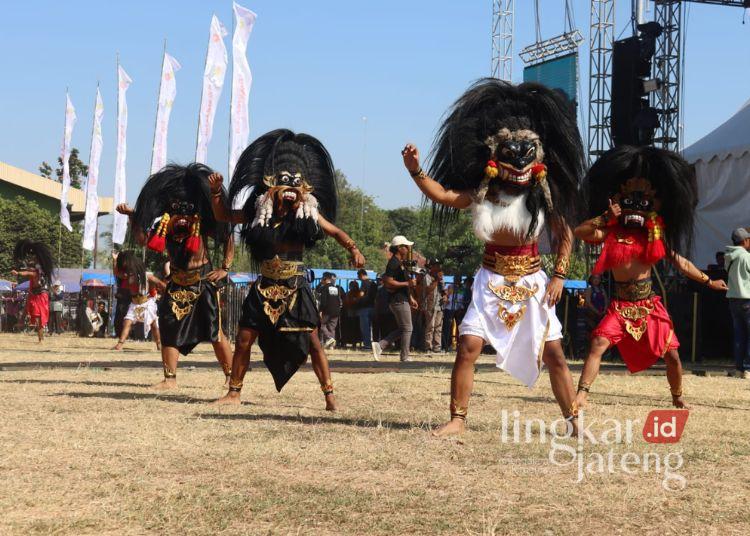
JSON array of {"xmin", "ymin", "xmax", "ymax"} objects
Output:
[{"xmin": 0, "ymin": 333, "xmax": 749, "ymax": 535}]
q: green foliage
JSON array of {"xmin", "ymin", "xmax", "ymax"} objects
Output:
[
  {"xmin": 0, "ymin": 196, "xmax": 90, "ymax": 277},
  {"xmin": 303, "ymin": 170, "xmax": 396, "ymax": 271},
  {"xmin": 39, "ymin": 147, "xmax": 88, "ymax": 189}
]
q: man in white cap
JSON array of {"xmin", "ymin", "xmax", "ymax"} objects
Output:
[
  {"xmin": 49, "ymin": 281, "xmax": 64, "ymax": 335},
  {"xmin": 372, "ymin": 236, "xmax": 418, "ymax": 361},
  {"xmin": 725, "ymin": 227, "xmax": 750, "ymax": 379}
]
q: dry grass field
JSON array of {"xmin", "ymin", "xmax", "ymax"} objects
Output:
[{"xmin": 1, "ymin": 332, "xmax": 749, "ymax": 535}]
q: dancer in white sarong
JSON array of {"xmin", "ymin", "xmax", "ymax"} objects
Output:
[
  {"xmin": 112, "ymin": 251, "xmax": 164, "ymax": 351},
  {"xmin": 402, "ymin": 79, "xmax": 586, "ymax": 436}
]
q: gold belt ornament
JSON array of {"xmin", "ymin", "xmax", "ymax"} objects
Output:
[
  {"xmin": 260, "ymin": 256, "xmax": 304, "ymax": 279},
  {"xmin": 482, "ymin": 253, "xmax": 540, "ymax": 284},
  {"xmin": 171, "ymin": 269, "xmax": 202, "ymax": 287},
  {"xmin": 487, "ymin": 279, "xmax": 539, "ymax": 329},
  {"xmin": 615, "ymin": 279, "xmax": 653, "ymax": 301},
  {"xmin": 615, "ymin": 301, "xmax": 654, "ymax": 341},
  {"xmin": 258, "ymin": 283, "xmax": 297, "ymax": 301},
  {"xmin": 170, "ymin": 288, "xmax": 200, "ymax": 320}
]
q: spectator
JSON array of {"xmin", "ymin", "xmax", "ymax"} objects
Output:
[
  {"xmin": 49, "ymin": 281, "xmax": 64, "ymax": 335},
  {"xmin": 411, "ymin": 270, "xmax": 426, "ymax": 350},
  {"xmin": 442, "ymin": 276, "xmax": 464, "ymax": 351},
  {"xmin": 373, "ymin": 277, "xmax": 395, "ymax": 343},
  {"xmin": 316, "ymin": 272, "xmax": 343, "ymax": 349},
  {"xmin": 372, "ymin": 235, "xmax": 417, "ymax": 362},
  {"xmin": 583, "ymin": 274, "xmax": 608, "ymax": 331},
  {"xmin": 725, "ymin": 227, "xmax": 750, "ymax": 379},
  {"xmin": 355, "ymin": 269, "xmax": 377, "ymax": 350},
  {"xmin": 707, "ymin": 251, "xmax": 729, "ymax": 282},
  {"xmin": 420, "ymin": 258, "xmax": 445, "ymax": 353},
  {"xmin": 81, "ymin": 299, "xmax": 102, "ymax": 338},
  {"xmin": 97, "ymin": 301, "xmax": 109, "ymax": 338},
  {"xmin": 341, "ymin": 281, "xmax": 362, "ymax": 347}
]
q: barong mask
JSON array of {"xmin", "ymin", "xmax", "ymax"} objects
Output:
[
  {"xmin": 584, "ymin": 145, "xmax": 697, "ymax": 257},
  {"xmin": 230, "ymin": 129, "xmax": 337, "ymax": 262},
  {"xmin": 13, "ymin": 239, "xmax": 55, "ymax": 285},
  {"xmin": 132, "ymin": 163, "xmax": 230, "ymax": 256},
  {"xmin": 613, "ymin": 178, "xmax": 660, "ymax": 229},
  {"xmin": 428, "ymin": 79, "xmax": 584, "ymax": 240}
]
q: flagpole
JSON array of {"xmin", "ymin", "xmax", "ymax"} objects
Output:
[
  {"xmin": 82, "ymin": 81, "xmax": 99, "ymax": 269},
  {"xmin": 228, "ymin": 6, "xmax": 235, "ymax": 178},
  {"xmin": 114, "ymin": 51, "xmax": 119, "ymax": 257},
  {"xmin": 58, "ymin": 87, "xmax": 68, "ymax": 266}
]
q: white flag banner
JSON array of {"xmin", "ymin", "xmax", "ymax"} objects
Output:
[
  {"xmin": 151, "ymin": 52, "xmax": 181, "ymax": 175},
  {"xmin": 83, "ymin": 88, "xmax": 104, "ymax": 251},
  {"xmin": 229, "ymin": 2, "xmax": 257, "ymax": 176},
  {"xmin": 196, "ymin": 15, "xmax": 229, "ymax": 163},
  {"xmin": 113, "ymin": 65, "xmax": 132, "ymax": 245},
  {"xmin": 60, "ymin": 93, "xmax": 77, "ymax": 232}
]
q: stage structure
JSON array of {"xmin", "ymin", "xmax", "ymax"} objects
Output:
[
  {"xmin": 491, "ymin": 0, "xmax": 514, "ymax": 81},
  {"xmin": 518, "ymin": 0, "xmax": 583, "ymax": 104},
  {"xmin": 587, "ymin": 0, "xmax": 615, "ymax": 165}
]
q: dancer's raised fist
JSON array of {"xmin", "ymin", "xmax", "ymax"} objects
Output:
[
  {"xmin": 116, "ymin": 203, "xmax": 133, "ymax": 215},
  {"xmin": 208, "ymin": 172, "xmax": 224, "ymax": 194},
  {"xmin": 401, "ymin": 143, "xmax": 420, "ymax": 174}
]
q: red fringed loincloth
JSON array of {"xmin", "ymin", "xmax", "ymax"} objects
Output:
[
  {"xmin": 592, "ymin": 295, "xmax": 679, "ymax": 373},
  {"xmin": 26, "ymin": 291, "xmax": 49, "ymax": 326}
]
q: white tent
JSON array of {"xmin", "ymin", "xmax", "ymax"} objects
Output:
[{"xmin": 683, "ymin": 98, "xmax": 750, "ymax": 268}]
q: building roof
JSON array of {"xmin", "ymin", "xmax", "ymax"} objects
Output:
[{"xmin": 0, "ymin": 160, "xmax": 113, "ymax": 216}]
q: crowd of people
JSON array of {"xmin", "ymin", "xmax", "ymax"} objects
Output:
[{"xmin": 311, "ymin": 256, "xmax": 474, "ymax": 361}]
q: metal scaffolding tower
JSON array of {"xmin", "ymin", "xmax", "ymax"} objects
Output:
[
  {"xmin": 491, "ymin": 0, "xmax": 514, "ymax": 81},
  {"xmin": 652, "ymin": 1, "xmax": 683, "ymax": 151},
  {"xmin": 587, "ymin": 0, "xmax": 616, "ymax": 165}
]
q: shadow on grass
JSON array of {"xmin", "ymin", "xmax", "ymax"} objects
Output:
[
  {"xmin": 0, "ymin": 379, "xmax": 151, "ymax": 388},
  {"xmin": 51, "ymin": 391, "xmax": 217, "ymax": 404},
  {"xmin": 195, "ymin": 412, "xmax": 416, "ymax": 430}
]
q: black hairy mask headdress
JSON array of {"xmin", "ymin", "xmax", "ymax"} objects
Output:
[
  {"xmin": 114, "ymin": 250, "xmax": 147, "ymax": 292},
  {"xmin": 132, "ymin": 163, "xmax": 230, "ymax": 260},
  {"xmin": 584, "ymin": 145, "xmax": 697, "ymax": 256},
  {"xmin": 14, "ymin": 239, "xmax": 55, "ymax": 284},
  {"xmin": 428, "ymin": 78, "xmax": 584, "ymax": 239},
  {"xmin": 229, "ymin": 129, "xmax": 337, "ymax": 261}
]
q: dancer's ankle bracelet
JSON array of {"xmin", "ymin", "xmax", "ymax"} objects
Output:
[{"xmin": 228, "ymin": 379, "xmax": 243, "ymax": 393}]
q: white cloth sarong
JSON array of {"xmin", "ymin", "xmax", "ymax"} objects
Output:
[
  {"xmin": 124, "ymin": 296, "xmax": 159, "ymax": 337},
  {"xmin": 459, "ymin": 266, "xmax": 562, "ymax": 388}
]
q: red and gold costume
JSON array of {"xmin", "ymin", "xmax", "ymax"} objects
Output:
[{"xmin": 588, "ymin": 221, "xmax": 679, "ymax": 372}]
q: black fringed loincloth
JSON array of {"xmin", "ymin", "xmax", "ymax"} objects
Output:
[
  {"xmin": 158, "ymin": 264, "xmax": 226, "ymax": 355},
  {"xmin": 238, "ymin": 257, "xmax": 318, "ymax": 391}
]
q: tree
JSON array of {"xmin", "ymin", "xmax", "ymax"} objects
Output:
[
  {"xmin": 39, "ymin": 148, "xmax": 88, "ymax": 189},
  {"xmin": 303, "ymin": 170, "xmax": 396, "ymax": 271},
  {"xmin": 0, "ymin": 196, "xmax": 90, "ymax": 277}
]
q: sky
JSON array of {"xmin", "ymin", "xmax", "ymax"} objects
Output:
[{"xmin": 0, "ymin": 0, "xmax": 748, "ymax": 213}]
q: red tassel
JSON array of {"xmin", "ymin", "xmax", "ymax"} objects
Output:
[
  {"xmin": 185, "ymin": 235, "xmax": 200, "ymax": 254},
  {"xmin": 645, "ymin": 238, "xmax": 667, "ymax": 264},
  {"xmin": 147, "ymin": 234, "xmax": 166, "ymax": 253}
]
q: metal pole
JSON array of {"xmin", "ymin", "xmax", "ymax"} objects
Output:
[
  {"xmin": 691, "ymin": 291, "xmax": 698, "ymax": 363},
  {"xmin": 360, "ymin": 116, "xmax": 367, "ymax": 235}
]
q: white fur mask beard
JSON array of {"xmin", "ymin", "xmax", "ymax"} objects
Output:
[
  {"xmin": 471, "ymin": 190, "xmax": 545, "ymax": 242},
  {"xmin": 250, "ymin": 191, "xmax": 320, "ymax": 228}
]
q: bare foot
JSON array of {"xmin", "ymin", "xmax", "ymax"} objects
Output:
[
  {"xmin": 112, "ymin": 342, "xmax": 124, "ymax": 351},
  {"xmin": 432, "ymin": 418, "xmax": 466, "ymax": 437},
  {"xmin": 672, "ymin": 396, "xmax": 689, "ymax": 409},
  {"xmin": 223, "ymin": 375, "xmax": 231, "ymax": 389},
  {"xmin": 575, "ymin": 391, "xmax": 589, "ymax": 409},
  {"xmin": 212, "ymin": 391, "xmax": 241, "ymax": 405},
  {"xmin": 325, "ymin": 393, "xmax": 338, "ymax": 412},
  {"xmin": 151, "ymin": 378, "xmax": 177, "ymax": 390}
]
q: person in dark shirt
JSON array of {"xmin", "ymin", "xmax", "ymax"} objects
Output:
[
  {"xmin": 97, "ymin": 301, "xmax": 110, "ymax": 338},
  {"xmin": 317, "ymin": 272, "xmax": 343, "ymax": 349},
  {"xmin": 355, "ymin": 269, "xmax": 377, "ymax": 350},
  {"xmin": 372, "ymin": 236, "xmax": 418, "ymax": 362}
]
